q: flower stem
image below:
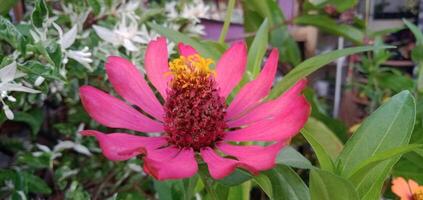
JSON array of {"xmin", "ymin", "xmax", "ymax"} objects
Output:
[
  {"xmin": 218, "ymin": 0, "xmax": 236, "ymax": 44},
  {"xmin": 198, "ymin": 166, "xmax": 218, "ymax": 200}
]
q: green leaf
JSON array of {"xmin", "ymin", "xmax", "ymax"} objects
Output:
[
  {"xmin": 47, "ymin": 43, "xmax": 63, "ymax": 68},
  {"xmin": 348, "ymin": 144, "xmax": 423, "ymax": 180},
  {"xmin": 13, "ymin": 109, "xmax": 43, "ymax": 135},
  {"xmin": 393, "ymin": 151, "xmax": 423, "ymax": 183},
  {"xmin": 116, "ymin": 192, "xmax": 146, "ymax": 200},
  {"xmin": 337, "ymin": 91, "xmax": 416, "ymax": 198},
  {"xmin": 153, "ymin": 181, "xmax": 174, "ymax": 200},
  {"xmin": 244, "ymin": 0, "xmax": 301, "ymax": 65},
  {"xmin": 309, "ymin": 169, "xmax": 359, "ymax": 200},
  {"xmin": 87, "ymin": 0, "xmax": 101, "ymax": 15},
  {"xmin": 254, "ymin": 165, "xmax": 310, "ymax": 200},
  {"xmin": 22, "ymin": 172, "xmax": 52, "ymax": 194},
  {"xmin": 304, "ymin": 88, "xmax": 348, "ymax": 142},
  {"xmin": 377, "ymin": 72, "xmax": 414, "ymax": 93},
  {"xmin": 403, "ymin": 19, "xmax": 423, "ymax": 46},
  {"xmin": 31, "ymin": 0, "xmax": 48, "ymax": 27},
  {"xmin": 0, "ymin": 16, "xmax": 27, "ymax": 53},
  {"xmin": 182, "ymin": 175, "xmax": 199, "ymax": 200},
  {"xmin": 217, "ymin": 169, "xmax": 252, "ymax": 187},
  {"xmin": 19, "ymin": 61, "xmax": 61, "ymax": 81},
  {"xmin": 301, "ymin": 124, "xmax": 336, "ymax": 172},
  {"xmin": 149, "ymin": 23, "xmax": 221, "ymax": 60},
  {"xmin": 277, "ymin": 146, "xmax": 313, "ymax": 169},
  {"xmin": 268, "ymin": 45, "xmax": 394, "ymax": 98},
  {"xmin": 303, "ymin": 117, "xmax": 344, "ymax": 160},
  {"xmin": 327, "ymin": 0, "xmax": 358, "ymax": 12},
  {"xmin": 294, "ymin": 15, "xmax": 364, "ymax": 44},
  {"xmin": 0, "ymin": 170, "xmax": 52, "ymax": 195},
  {"xmin": 246, "ymin": 18, "xmax": 269, "ymax": 78}
]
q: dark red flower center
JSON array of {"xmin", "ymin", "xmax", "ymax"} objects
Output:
[{"xmin": 163, "ymin": 55, "xmax": 227, "ymax": 151}]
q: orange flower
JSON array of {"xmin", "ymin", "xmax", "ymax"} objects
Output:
[{"xmin": 392, "ymin": 177, "xmax": 423, "ymax": 200}]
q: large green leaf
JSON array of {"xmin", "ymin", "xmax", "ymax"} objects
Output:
[
  {"xmin": 294, "ymin": 15, "xmax": 364, "ymax": 44},
  {"xmin": 404, "ymin": 19, "xmax": 423, "ymax": 46},
  {"xmin": 217, "ymin": 169, "xmax": 252, "ymax": 187},
  {"xmin": 348, "ymin": 144, "xmax": 423, "ymax": 182},
  {"xmin": 246, "ymin": 18, "xmax": 269, "ymax": 79},
  {"xmin": 149, "ymin": 23, "xmax": 221, "ymax": 60},
  {"xmin": 309, "ymin": 169, "xmax": 359, "ymax": 200},
  {"xmin": 304, "ymin": 88, "xmax": 348, "ymax": 142},
  {"xmin": 301, "ymin": 126, "xmax": 336, "ymax": 172},
  {"xmin": 254, "ymin": 165, "xmax": 310, "ymax": 200},
  {"xmin": 268, "ymin": 45, "xmax": 393, "ymax": 98},
  {"xmin": 303, "ymin": 117, "xmax": 343, "ymax": 160},
  {"xmin": 277, "ymin": 146, "xmax": 313, "ymax": 169},
  {"xmin": 337, "ymin": 91, "xmax": 416, "ymax": 198}
]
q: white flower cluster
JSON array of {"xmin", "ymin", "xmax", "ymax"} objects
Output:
[
  {"xmin": 30, "ymin": 17, "xmax": 93, "ymax": 78},
  {"xmin": 165, "ymin": 0, "xmax": 210, "ymax": 36}
]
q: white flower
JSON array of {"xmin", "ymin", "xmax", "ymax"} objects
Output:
[
  {"xmin": 185, "ymin": 23, "xmax": 206, "ymax": 36},
  {"xmin": 53, "ymin": 24, "xmax": 93, "ymax": 72},
  {"xmin": 181, "ymin": 0, "xmax": 209, "ymax": 23},
  {"xmin": 67, "ymin": 47, "xmax": 93, "ymax": 71},
  {"xmin": 93, "ymin": 15, "xmax": 158, "ymax": 51},
  {"xmin": 0, "ymin": 62, "xmax": 40, "ymax": 120},
  {"xmin": 53, "ymin": 140, "xmax": 92, "ymax": 156},
  {"xmin": 59, "ymin": 3, "xmax": 90, "ymax": 30},
  {"xmin": 165, "ymin": 1, "xmax": 179, "ymax": 19}
]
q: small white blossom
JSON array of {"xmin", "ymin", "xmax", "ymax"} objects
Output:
[
  {"xmin": 181, "ymin": 0, "xmax": 210, "ymax": 23},
  {"xmin": 34, "ymin": 76, "xmax": 45, "ymax": 86},
  {"xmin": 0, "ymin": 62, "xmax": 40, "ymax": 120},
  {"xmin": 53, "ymin": 24, "xmax": 93, "ymax": 73},
  {"xmin": 93, "ymin": 15, "xmax": 158, "ymax": 52},
  {"xmin": 54, "ymin": 140, "xmax": 92, "ymax": 156}
]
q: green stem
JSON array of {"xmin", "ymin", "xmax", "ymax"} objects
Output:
[
  {"xmin": 218, "ymin": 0, "xmax": 236, "ymax": 44},
  {"xmin": 198, "ymin": 169, "xmax": 218, "ymax": 200}
]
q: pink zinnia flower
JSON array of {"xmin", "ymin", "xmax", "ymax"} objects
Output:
[{"xmin": 79, "ymin": 37, "xmax": 310, "ymax": 180}]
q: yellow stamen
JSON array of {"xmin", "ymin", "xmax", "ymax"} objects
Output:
[
  {"xmin": 414, "ymin": 188, "xmax": 423, "ymax": 200},
  {"xmin": 168, "ymin": 54, "xmax": 215, "ymax": 88}
]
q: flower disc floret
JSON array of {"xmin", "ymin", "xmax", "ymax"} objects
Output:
[{"xmin": 164, "ymin": 55, "xmax": 226, "ymax": 150}]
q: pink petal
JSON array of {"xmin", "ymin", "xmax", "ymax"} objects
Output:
[
  {"xmin": 224, "ymin": 95, "xmax": 310, "ymax": 142},
  {"xmin": 227, "ymin": 79, "xmax": 308, "ymax": 127},
  {"xmin": 80, "ymin": 130, "xmax": 167, "ymax": 161},
  {"xmin": 200, "ymin": 147, "xmax": 240, "ymax": 179},
  {"xmin": 226, "ymin": 48, "xmax": 279, "ymax": 120},
  {"xmin": 215, "ymin": 41, "xmax": 247, "ymax": 98},
  {"xmin": 80, "ymin": 86, "xmax": 164, "ymax": 132},
  {"xmin": 145, "ymin": 37, "xmax": 171, "ymax": 99},
  {"xmin": 144, "ymin": 147, "xmax": 198, "ymax": 180},
  {"xmin": 178, "ymin": 43, "xmax": 198, "ymax": 56},
  {"xmin": 106, "ymin": 56, "xmax": 164, "ymax": 121},
  {"xmin": 217, "ymin": 142, "xmax": 285, "ymax": 171}
]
